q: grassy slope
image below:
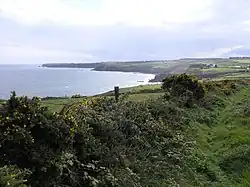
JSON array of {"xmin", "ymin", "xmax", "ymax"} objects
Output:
[
  {"xmin": 191, "ymin": 84, "xmax": 250, "ymax": 186},
  {"xmin": 116, "ymin": 81, "xmax": 250, "ymax": 186},
  {"xmin": 118, "ymin": 80, "xmax": 250, "ymax": 186},
  {"xmin": 215, "ymin": 87, "xmax": 250, "ymax": 186}
]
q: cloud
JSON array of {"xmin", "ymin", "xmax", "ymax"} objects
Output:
[
  {"xmin": 0, "ymin": 0, "xmax": 213, "ymax": 26},
  {"xmin": 1, "ymin": 0, "xmax": 250, "ymax": 63},
  {"xmin": 0, "ymin": 44, "xmax": 93, "ymax": 58},
  {"xmin": 193, "ymin": 45, "xmax": 245, "ymax": 58}
]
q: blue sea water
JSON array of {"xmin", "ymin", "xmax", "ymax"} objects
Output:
[{"xmin": 0, "ymin": 65, "xmax": 155, "ymax": 99}]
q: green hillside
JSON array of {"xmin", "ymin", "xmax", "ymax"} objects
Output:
[{"xmin": 1, "ymin": 75, "xmax": 250, "ymax": 186}]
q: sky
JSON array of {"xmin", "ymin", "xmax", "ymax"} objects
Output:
[{"xmin": 0, "ymin": 0, "xmax": 250, "ymax": 64}]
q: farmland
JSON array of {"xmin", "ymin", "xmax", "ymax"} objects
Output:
[{"xmin": 43, "ymin": 57, "xmax": 250, "ymax": 82}]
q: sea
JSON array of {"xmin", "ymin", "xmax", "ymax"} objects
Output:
[{"xmin": 0, "ymin": 64, "xmax": 155, "ymax": 99}]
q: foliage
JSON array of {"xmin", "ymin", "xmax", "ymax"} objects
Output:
[
  {"xmin": 162, "ymin": 74, "xmax": 205, "ymax": 100},
  {"xmin": 71, "ymin": 94, "xmax": 86, "ymax": 98},
  {"xmin": 0, "ymin": 165, "xmax": 30, "ymax": 187},
  {"xmin": 0, "ymin": 91, "xmax": 192, "ymax": 186},
  {"xmin": 162, "ymin": 74, "xmax": 206, "ymax": 107},
  {"xmin": 1, "ymin": 79, "xmax": 250, "ymax": 186},
  {"xmin": 0, "ymin": 88, "xmax": 202, "ymax": 186},
  {"xmin": 68, "ymin": 96, "xmax": 196, "ymax": 186},
  {"xmin": 203, "ymin": 80, "xmax": 238, "ymax": 95}
]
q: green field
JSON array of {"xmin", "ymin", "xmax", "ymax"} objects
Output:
[
  {"xmin": 127, "ymin": 92, "xmax": 163, "ymax": 101},
  {"xmin": 101, "ymin": 84, "xmax": 162, "ymax": 96},
  {"xmin": 233, "ymin": 59, "xmax": 250, "ymax": 64},
  {"xmin": 41, "ymin": 98, "xmax": 85, "ymax": 112},
  {"xmin": 185, "ymin": 59, "xmax": 250, "ymax": 81},
  {"xmin": 43, "ymin": 85, "xmax": 162, "ymax": 112},
  {"xmin": 201, "ymin": 67, "xmax": 241, "ymax": 72},
  {"xmin": 95, "ymin": 58, "xmax": 250, "ymax": 81}
]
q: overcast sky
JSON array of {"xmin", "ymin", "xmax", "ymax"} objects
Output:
[{"xmin": 0, "ymin": 0, "xmax": 250, "ymax": 64}]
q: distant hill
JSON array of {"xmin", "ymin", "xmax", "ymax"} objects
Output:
[
  {"xmin": 229, "ymin": 57, "xmax": 250, "ymax": 59},
  {"xmin": 42, "ymin": 57, "xmax": 250, "ymax": 82},
  {"xmin": 42, "ymin": 63, "xmax": 101, "ymax": 68},
  {"xmin": 180, "ymin": 58, "xmax": 224, "ymax": 60}
]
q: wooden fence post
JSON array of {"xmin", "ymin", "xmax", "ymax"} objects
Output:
[{"xmin": 114, "ymin": 86, "xmax": 119, "ymax": 102}]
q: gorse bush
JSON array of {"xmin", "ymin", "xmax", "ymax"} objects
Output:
[
  {"xmin": 162, "ymin": 74, "xmax": 206, "ymax": 100},
  {"xmin": 0, "ymin": 91, "xmax": 198, "ymax": 186},
  {"xmin": 0, "ymin": 92, "xmax": 75, "ymax": 186},
  {"xmin": 66, "ymin": 97, "xmax": 196, "ymax": 186},
  {"xmin": 162, "ymin": 74, "xmax": 206, "ymax": 108}
]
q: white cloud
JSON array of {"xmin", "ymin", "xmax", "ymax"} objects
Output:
[
  {"xmin": 0, "ymin": 44, "xmax": 94, "ymax": 62},
  {"xmin": 0, "ymin": 0, "xmax": 213, "ymax": 26},
  {"xmin": 194, "ymin": 45, "xmax": 245, "ymax": 58},
  {"xmin": 1, "ymin": 0, "xmax": 250, "ymax": 63}
]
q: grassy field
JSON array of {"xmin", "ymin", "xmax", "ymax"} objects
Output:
[
  {"xmin": 41, "ymin": 98, "xmax": 85, "ymax": 112},
  {"xmin": 127, "ymin": 92, "xmax": 163, "ymax": 101},
  {"xmin": 96, "ymin": 58, "xmax": 250, "ymax": 81},
  {"xmin": 233, "ymin": 59, "xmax": 250, "ymax": 64},
  {"xmin": 38, "ymin": 84, "xmax": 163, "ymax": 112},
  {"xmin": 110, "ymin": 84, "xmax": 162, "ymax": 95},
  {"xmin": 185, "ymin": 58, "xmax": 250, "ymax": 81},
  {"xmin": 200, "ymin": 67, "xmax": 241, "ymax": 72}
]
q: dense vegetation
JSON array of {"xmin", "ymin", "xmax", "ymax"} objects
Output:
[{"xmin": 1, "ymin": 74, "xmax": 250, "ymax": 186}]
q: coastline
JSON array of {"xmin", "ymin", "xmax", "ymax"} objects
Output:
[
  {"xmin": 0, "ymin": 66, "xmax": 158, "ymax": 100},
  {"xmin": 41, "ymin": 61, "xmax": 179, "ymax": 82},
  {"xmin": 42, "ymin": 66, "xmax": 162, "ymax": 83}
]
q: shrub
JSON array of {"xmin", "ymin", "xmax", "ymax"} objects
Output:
[
  {"xmin": 0, "ymin": 91, "xmax": 220, "ymax": 186},
  {"xmin": 162, "ymin": 74, "xmax": 206, "ymax": 100},
  {"xmin": 61, "ymin": 97, "xmax": 196, "ymax": 186},
  {"xmin": 71, "ymin": 94, "xmax": 86, "ymax": 98}
]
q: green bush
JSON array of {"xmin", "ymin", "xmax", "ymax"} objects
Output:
[
  {"xmin": 71, "ymin": 94, "xmax": 86, "ymax": 98},
  {"xmin": 162, "ymin": 74, "xmax": 206, "ymax": 108},
  {"xmin": 162, "ymin": 74, "xmax": 205, "ymax": 100},
  {"xmin": 0, "ymin": 92, "xmax": 200, "ymax": 186}
]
